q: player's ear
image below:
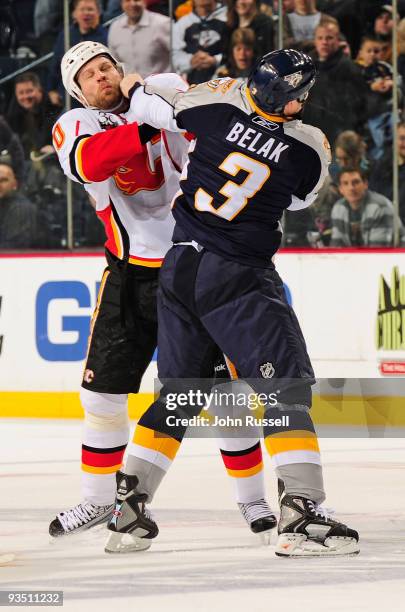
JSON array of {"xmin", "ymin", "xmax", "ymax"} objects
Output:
[{"xmin": 116, "ymin": 63, "xmax": 125, "ymax": 78}]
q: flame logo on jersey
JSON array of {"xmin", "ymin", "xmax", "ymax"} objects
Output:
[{"xmin": 113, "ymin": 152, "xmax": 165, "ymax": 196}]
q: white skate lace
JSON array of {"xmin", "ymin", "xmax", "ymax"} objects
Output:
[
  {"xmin": 143, "ymin": 506, "xmax": 154, "ymax": 522},
  {"xmin": 238, "ymin": 499, "xmax": 274, "ymax": 525},
  {"xmin": 57, "ymin": 502, "xmax": 111, "ymax": 532},
  {"xmin": 307, "ymin": 501, "xmax": 335, "ymax": 521}
]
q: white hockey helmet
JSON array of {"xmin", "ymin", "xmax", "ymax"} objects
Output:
[{"xmin": 61, "ymin": 41, "xmax": 121, "ymax": 107}]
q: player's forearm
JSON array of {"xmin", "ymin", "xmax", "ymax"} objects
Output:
[
  {"xmin": 72, "ymin": 123, "xmax": 143, "ymax": 183},
  {"xmin": 129, "ymin": 84, "xmax": 181, "ymax": 133}
]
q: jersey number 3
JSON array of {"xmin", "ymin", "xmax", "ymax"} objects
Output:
[{"xmin": 194, "ymin": 152, "xmax": 270, "ymax": 221}]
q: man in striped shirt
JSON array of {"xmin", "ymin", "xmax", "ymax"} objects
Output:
[{"xmin": 330, "ymin": 167, "xmax": 401, "ymax": 247}]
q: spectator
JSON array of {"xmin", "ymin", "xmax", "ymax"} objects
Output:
[
  {"xmin": 284, "ymin": 0, "xmax": 321, "ymax": 50},
  {"xmin": 108, "ymin": 0, "xmax": 170, "ymax": 76},
  {"xmin": 0, "ymin": 116, "xmax": 25, "ymax": 184},
  {"xmin": 172, "ymin": 0, "xmax": 227, "ymax": 84},
  {"xmin": 216, "ymin": 27, "xmax": 256, "ymax": 78},
  {"xmin": 145, "ymin": 0, "xmax": 169, "ymax": 15},
  {"xmin": 396, "ymin": 17, "xmax": 405, "ymax": 97},
  {"xmin": 174, "ymin": 0, "xmax": 193, "ymax": 20},
  {"xmin": 303, "ymin": 21, "xmax": 367, "ymax": 146},
  {"xmin": 106, "ymin": 0, "xmax": 168, "ymax": 19},
  {"xmin": 225, "ymin": 0, "xmax": 274, "ymax": 61},
  {"xmin": 356, "ymin": 34, "xmax": 383, "ymax": 66},
  {"xmin": 330, "ymin": 129, "xmax": 369, "ymax": 181},
  {"xmin": 6, "ymin": 72, "xmax": 61, "ymax": 159},
  {"xmin": 372, "ymin": 3, "xmax": 396, "ymax": 63},
  {"xmin": 271, "ymin": 0, "xmax": 295, "ymax": 12},
  {"xmin": 47, "ymin": 0, "xmax": 107, "ymax": 106},
  {"xmin": 103, "ymin": 0, "xmax": 123, "ymax": 20},
  {"xmin": 330, "ymin": 167, "xmax": 396, "ymax": 247},
  {"xmin": 309, "ymin": 174, "xmax": 340, "ymax": 245},
  {"xmin": 338, "ymin": 32, "xmax": 352, "ymax": 58},
  {"xmin": 24, "ymin": 150, "xmax": 105, "ymax": 248},
  {"xmin": 0, "ymin": 162, "xmax": 37, "ymax": 249},
  {"xmin": 399, "ymin": 17, "xmax": 405, "ymax": 78},
  {"xmin": 0, "ymin": 2, "xmax": 17, "ymax": 55},
  {"xmin": 270, "ymin": 0, "xmax": 294, "ymax": 48},
  {"xmin": 317, "ymin": 0, "xmax": 365, "ymax": 58},
  {"xmin": 356, "ymin": 37, "xmax": 396, "ymax": 160},
  {"xmin": 369, "ymin": 122, "xmax": 405, "ymax": 225},
  {"xmin": 34, "ymin": 0, "xmax": 63, "ymax": 54}
]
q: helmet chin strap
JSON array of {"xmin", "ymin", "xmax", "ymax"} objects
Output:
[
  {"xmin": 103, "ymin": 95, "xmax": 128, "ymax": 113},
  {"xmin": 87, "ymin": 94, "xmax": 128, "ymax": 113}
]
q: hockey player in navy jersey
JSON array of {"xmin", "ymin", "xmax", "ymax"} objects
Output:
[{"xmin": 106, "ymin": 49, "xmax": 360, "ymax": 557}]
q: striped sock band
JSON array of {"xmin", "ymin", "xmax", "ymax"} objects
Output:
[{"xmin": 81, "ymin": 443, "xmax": 127, "ymax": 475}]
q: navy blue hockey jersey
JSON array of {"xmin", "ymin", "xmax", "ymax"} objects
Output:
[{"xmin": 130, "ymin": 76, "xmax": 330, "ymax": 266}]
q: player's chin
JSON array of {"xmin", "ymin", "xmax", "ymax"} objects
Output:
[{"xmin": 97, "ymin": 91, "xmax": 121, "ymax": 110}]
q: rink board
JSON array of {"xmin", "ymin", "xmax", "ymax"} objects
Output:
[{"xmin": 1, "ymin": 250, "xmax": 405, "ymax": 424}]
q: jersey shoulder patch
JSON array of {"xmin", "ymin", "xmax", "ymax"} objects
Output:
[
  {"xmin": 174, "ymin": 78, "xmax": 250, "ymax": 118},
  {"xmin": 284, "ymin": 120, "xmax": 331, "ymax": 164}
]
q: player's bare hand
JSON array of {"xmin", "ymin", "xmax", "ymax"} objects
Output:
[{"xmin": 120, "ymin": 74, "xmax": 145, "ymax": 98}]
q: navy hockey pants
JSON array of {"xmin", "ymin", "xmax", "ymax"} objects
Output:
[{"xmin": 138, "ymin": 244, "xmax": 315, "ymax": 439}]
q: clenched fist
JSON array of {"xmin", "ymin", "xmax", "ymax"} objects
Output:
[{"xmin": 120, "ymin": 73, "xmax": 145, "ymax": 98}]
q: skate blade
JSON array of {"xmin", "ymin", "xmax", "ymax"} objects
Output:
[
  {"xmin": 258, "ymin": 527, "xmax": 277, "ymax": 546},
  {"xmin": 275, "ymin": 534, "xmax": 360, "ymax": 557},
  {"xmin": 104, "ymin": 531, "xmax": 152, "ymax": 554}
]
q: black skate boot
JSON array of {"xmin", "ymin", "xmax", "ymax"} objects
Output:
[
  {"xmin": 275, "ymin": 494, "xmax": 360, "ymax": 557},
  {"xmin": 49, "ymin": 501, "xmax": 114, "ymax": 537},
  {"xmin": 104, "ymin": 471, "xmax": 158, "ymax": 553},
  {"xmin": 238, "ymin": 499, "xmax": 277, "ymax": 544}
]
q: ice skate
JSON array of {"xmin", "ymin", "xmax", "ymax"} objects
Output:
[
  {"xmin": 105, "ymin": 471, "xmax": 158, "ymax": 554},
  {"xmin": 275, "ymin": 494, "xmax": 360, "ymax": 557},
  {"xmin": 49, "ymin": 501, "xmax": 114, "ymax": 537},
  {"xmin": 238, "ymin": 499, "xmax": 277, "ymax": 543}
]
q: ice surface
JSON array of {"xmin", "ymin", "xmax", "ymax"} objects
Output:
[{"xmin": 1, "ymin": 420, "xmax": 405, "ymax": 611}]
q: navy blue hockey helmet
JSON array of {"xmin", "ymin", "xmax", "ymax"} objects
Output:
[{"xmin": 247, "ymin": 49, "xmax": 316, "ymax": 115}]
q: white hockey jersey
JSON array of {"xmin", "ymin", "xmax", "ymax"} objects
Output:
[{"xmin": 52, "ymin": 74, "xmax": 190, "ymax": 267}]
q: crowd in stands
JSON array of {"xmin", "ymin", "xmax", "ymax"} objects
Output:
[{"xmin": 0, "ymin": 0, "xmax": 405, "ymax": 249}]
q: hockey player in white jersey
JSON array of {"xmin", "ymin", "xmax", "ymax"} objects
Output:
[{"xmin": 48, "ymin": 41, "xmax": 277, "ymax": 540}]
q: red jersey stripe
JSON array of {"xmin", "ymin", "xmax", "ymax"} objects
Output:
[{"xmin": 221, "ymin": 445, "xmax": 262, "ymax": 471}]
